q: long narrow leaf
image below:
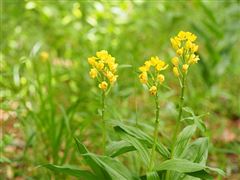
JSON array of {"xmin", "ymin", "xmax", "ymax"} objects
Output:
[
  {"xmin": 146, "ymin": 171, "xmax": 159, "ymax": 180},
  {"xmin": 107, "ymin": 140, "xmax": 136, "ymax": 157},
  {"xmin": 112, "ymin": 121, "xmax": 170, "ymax": 158},
  {"xmin": 181, "ymin": 137, "xmax": 209, "ymax": 165},
  {"xmin": 121, "ymin": 133, "xmax": 150, "ymax": 166},
  {"xmin": 74, "ymin": 138, "xmax": 138, "ymax": 180},
  {"xmin": 173, "ymin": 125, "xmax": 196, "ymax": 157},
  {"xmin": 83, "ymin": 153, "xmax": 139, "ymax": 180},
  {"xmin": 74, "ymin": 138, "xmax": 110, "ymax": 179},
  {"xmin": 155, "ymin": 159, "xmax": 225, "ymax": 176},
  {"xmin": 42, "ymin": 164, "xmax": 97, "ymax": 179}
]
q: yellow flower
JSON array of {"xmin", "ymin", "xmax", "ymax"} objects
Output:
[
  {"xmin": 186, "ymin": 32, "xmax": 197, "ymax": 42},
  {"xmin": 156, "ymin": 60, "xmax": 168, "ymax": 71},
  {"xmin": 108, "ymin": 62, "xmax": 118, "ymax": 73},
  {"xmin": 96, "ymin": 61, "xmax": 104, "ymax": 70},
  {"xmin": 109, "ymin": 75, "xmax": 118, "ymax": 84},
  {"xmin": 185, "ymin": 40, "xmax": 192, "ymax": 49},
  {"xmin": 106, "ymin": 71, "xmax": 117, "ymax": 84},
  {"xmin": 171, "ymin": 31, "xmax": 199, "ymax": 78},
  {"xmin": 190, "ymin": 44, "xmax": 198, "ymax": 53},
  {"xmin": 182, "ymin": 64, "xmax": 189, "ymax": 73},
  {"xmin": 139, "ymin": 65, "xmax": 149, "ymax": 72},
  {"xmin": 178, "ymin": 31, "xmax": 197, "ymax": 42},
  {"xmin": 171, "ymin": 57, "xmax": 179, "ymax": 67},
  {"xmin": 177, "ymin": 48, "xmax": 183, "ymax": 56},
  {"xmin": 89, "ymin": 68, "xmax": 98, "ymax": 78},
  {"xmin": 150, "ymin": 57, "xmax": 159, "ymax": 66},
  {"xmin": 98, "ymin": 81, "xmax": 108, "ymax": 91},
  {"xmin": 157, "ymin": 74, "xmax": 165, "ymax": 84},
  {"xmin": 170, "ymin": 37, "xmax": 181, "ymax": 50},
  {"xmin": 88, "ymin": 51, "xmax": 118, "ymax": 90},
  {"xmin": 105, "ymin": 56, "xmax": 115, "ymax": 64},
  {"xmin": 106, "ymin": 71, "xmax": 114, "ymax": 79},
  {"xmin": 173, "ymin": 67, "xmax": 179, "ymax": 77},
  {"xmin": 88, "ymin": 56, "xmax": 96, "ymax": 66},
  {"xmin": 139, "ymin": 72, "xmax": 148, "ymax": 84},
  {"xmin": 188, "ymin": 54, "xmax": 200, "ymax": 64},
  {"xmin": 40, "ymin": 51, "xmax": 49, "ymax": 62},
  {"xmin": 144, "ymin": 60, "xmax": 152, "ymax": 68},
  {"xmin": 139, "ymin": 56, "xmax": 167, "ymax": 94},
  {"xmin": 149, "ymin": 86, "xmax": 157, "ymax": 96},
  {"xmin": 178, "ymin": 31, "xmax": 187, "ymax": 40},
  {"xmin": 96, "ymin": 50, "xmax": 108, "ymax": 60}
]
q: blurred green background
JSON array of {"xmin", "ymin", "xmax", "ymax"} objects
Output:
[{"xmin": 1, "ymin": 0, "xmax": 239, "ymax": 179}]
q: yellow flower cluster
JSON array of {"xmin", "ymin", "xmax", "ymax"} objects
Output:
[
  {"xmin": 88, "ymin": 50, "xmax": 118, "ymax": 91},
  {"xmin": 139, "ymin": 56, "xmax": 168, "ymax": 96},
  {"xmin": 170, "ymin": 31, "xmax": 200, "ymax": 77}
]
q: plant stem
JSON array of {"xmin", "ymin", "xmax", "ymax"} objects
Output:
[
  {"xmin": 101, "ymin": 90, "xmax": 106, "ymax": 154},
  {"xmin": 171, "ymin": 74, "xmax": 186, "ymax": 157},
  {"xmin": 148, "ymin": 93, "xmax": 160, "ymax": 171},
  {"xmin": 166, "ymin": 74, "xmax": 186, "ymax": 180}
]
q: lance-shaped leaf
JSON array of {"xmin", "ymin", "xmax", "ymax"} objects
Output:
[
  {"xmin": 42, "ymin": 164, "xmax": 97, "ymax": 179},
  {"xmin": 182, "ymin": 107, "xmax": 207, "ymax": 133},
  {"xmin": 181, "ymin": 137, "xmax": 209, "ymax": 165},
  {"xmin": 173, "ymin": 125, "xmax": 197, "ymax": 158},
  {"xmin": 120, "ymin": 132, "xmax": 150, "ymax": 166},
  {"xmin": 75, "ymin": 138, "xmax": 139, "ymax": 180},
  {"xmin": 155, "ymin": 159, "xmax": 225, "ymax": 176},
  {"xmin": 107, "ymin": 140, "xmax": 136, "ymax": 157},
  {"xmin": 112, "ymin": 121, "xmax": 170, "ymax": 159}
]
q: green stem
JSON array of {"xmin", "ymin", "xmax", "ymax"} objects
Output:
[
  {"xmin": 148, "ymin": 93, "xmax": 160, "ymax": 171},
  {"xmin": 166, "ymin": 74, "xmax": 186, "ymax": 180},
  {"xmin": 101, "ymin": 90, "xmax": 106, "ymax": 154},
  {"xmin": 171, "ymin": 74, "xmax": 186, "ymax": 157}
]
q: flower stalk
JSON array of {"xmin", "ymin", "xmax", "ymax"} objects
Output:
[
  {"xmin": 138, "ymin": 56, "xmax": 168, "ymax": 172},
  {"xmin": 101, "ymin": 90, "xmax": 106, "ymax": 153},
  {"xmin": 171, "ymin": 74, "xmax": 186, "ymax": 157},
  {"xmin": 166, "ymin": 31, "xmax": 200, "ymax": 179},
  {"xmin": 88, "ymin": 50, "xmax": 118, "ymax": 154},
  {"xmin": 148, "ymin": 92, "xmax": 160, "ymax": 171}
]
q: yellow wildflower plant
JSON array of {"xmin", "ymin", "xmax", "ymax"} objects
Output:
[
  {"xmin": 88, "ymin": 50, "xmax": 118, "ymax": 91},
  {"xmin": 170, "ymin": 31, "xmax": 200, "ymax": 76},
  {"xmin": 88, "ymin": 50, "xmax": 118, "ymax": 152},
  {"xmin": 138, "ymin": 56, "xmax": 168, "ymax": 96}
]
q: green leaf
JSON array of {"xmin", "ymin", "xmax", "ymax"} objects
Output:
[
  {"xmin": 107, "ymin": 140, "xmax": 136, "ymax": 157},
  {"xmin": 112, "ymin": 121, "xmax": 170, "ymax": 159},
  {"xmin": 173, "ymin": 125, "xmax": 197, "ymax": 157},
  {"xmin": 120, "ymin": 133, "xmax": 150, "ymax": 166},
  {"xmin": 146, "ymin": 171, "xmax": 159, "ymax": 180},
  {"xmin": 182, "ymin": 107, "xmax": 207, "ymax": 133},
  {"xmin": 155, "ymin": 159, "xmax": 225, "ymax": 176},
  {"xmin": 74, "ymin": 138, "xmax": 111, "ymax": 179},
  {"xmin": 187, "ymin": 170, "xmax": 213, "ymax": 180},
  {"xmin": 118, "ymin": 64, "xmax": 133, "ymax": 69},
  {"xmin": 140, "ymin": 171, "xmax": 165, "ymax": 180},
  {"xmin": 83, "ymin": 153, "xmax": 139, "ymax": 180},
  {"xmin": 74, "ymin": 138, "xmax": 138, "ymax": 180},
  {"xmin": 181, "ymin": 137, "xmax": 209, "ymax": 165},
  {"xmin": 42, "ymin": 164, "xmax": 97, "ymax": 179},
  {"xmin": 74, "ymin": 137, "xmax": 88, "ymax": 154}
]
